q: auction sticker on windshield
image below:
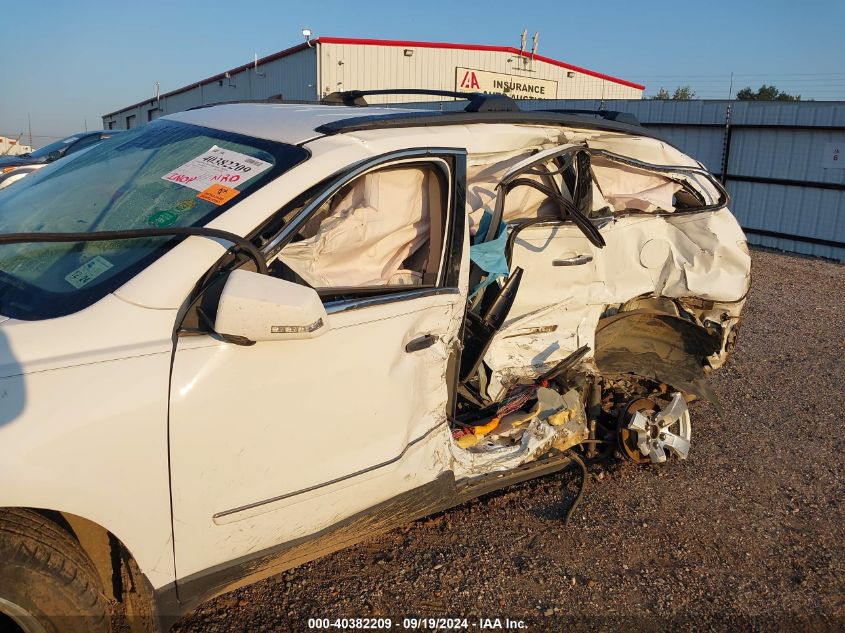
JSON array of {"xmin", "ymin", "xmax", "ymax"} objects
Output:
[
  {"xmin": 64, "ymin": 256, "xmax": 114, "ymax": 289},
  {"xmin": 161, "ymin": 146, "xmax": 272, "ymax": 192},
  {"xmin": 197, "ymin": 184, "xmax": 240, "ymax": 205}
]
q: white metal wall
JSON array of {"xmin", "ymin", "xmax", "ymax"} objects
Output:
[
  {"xmin": 537, "ymin": 100, "xmax": 845, "ymax": 260},
  {"xmin": 318, "ymin": 42, "xmax": 641, "ymax": 102},
  {"xmin": 0, "ymin": 137, "xmax": 33, "ymax": 156},
  {"xmin": 400, "ymin": 98, "xmax": 845, "ymax": 261},
  {"xmin": 102, "ymin": 42, "xmax": 640, "ymax": 128},
  {"xmin": 102, "ymin": 47, "xmax": 317, "ymax": 130}
]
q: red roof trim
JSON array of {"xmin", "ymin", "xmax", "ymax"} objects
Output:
[
  {"xmin": 318, "ymin": 37, "xmax": 645, "ymax": 90},
  {"xmin": 103, "ymin": 36, "xmax": 644, "ymax": 118}
]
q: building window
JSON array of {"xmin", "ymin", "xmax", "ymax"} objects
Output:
[
  {"xmin": 126, "ymin": 115, "xmax": 137, "ymax": 129},
  {"xmin": 107, "ymin": 121, "xmax": 115, "ymax": 130}
]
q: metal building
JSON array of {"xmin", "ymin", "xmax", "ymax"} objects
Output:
[
  {"xmin": 101, "ymin": 36, "xmax": 644, "ymax": 129},
  {"xmin": 0, "ymin": 136, "xmax": 33, "ymax": 156}
]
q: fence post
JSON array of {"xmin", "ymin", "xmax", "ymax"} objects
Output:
[{"xmin": 719, "ymin": 103, "xmax": 732, "ymax": 185}]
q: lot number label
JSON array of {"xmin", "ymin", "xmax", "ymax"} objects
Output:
[{"xmin": 162, "ymin": 146, "xmax": 272, "ymax": 192}]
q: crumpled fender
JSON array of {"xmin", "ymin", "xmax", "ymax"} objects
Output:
[{"xmin": 593, "ymin": 309, "xmax": 722, "ymax": 409}]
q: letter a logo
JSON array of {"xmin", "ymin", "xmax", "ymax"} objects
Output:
[{"xmin": 460, "ymin": 71, "xmax": 481, "ymax": 90}]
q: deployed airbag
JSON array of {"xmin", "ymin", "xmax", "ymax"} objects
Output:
[
  {"xmin": 591, "ymin": 155, "xmax": 682, "ymax": 213},
  {"xmin": 280, "ymin": 167, "xmax": 432, "ymax": 287}
]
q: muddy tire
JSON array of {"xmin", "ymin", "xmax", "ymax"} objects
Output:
[{"xmin": 0, "ymin": 509, "xmax": 110, "ymax": 633}]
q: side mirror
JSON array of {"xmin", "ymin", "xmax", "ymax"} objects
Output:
[{"xmin": 214, "ymin": 270, "xmax": 328, "ymax": 342}]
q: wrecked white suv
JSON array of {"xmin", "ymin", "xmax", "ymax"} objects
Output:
[{"xmin": 0, "ymin": 91, "xmax": 749, "ymax": 632}]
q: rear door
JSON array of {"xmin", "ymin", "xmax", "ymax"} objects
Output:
[
  {"xmin": 481, "ymin": 141, "xmax": 731, "ymax": 398},
  {"xmin": 478, "ymin": 146, "xmax": 606, "ymax": 397}
]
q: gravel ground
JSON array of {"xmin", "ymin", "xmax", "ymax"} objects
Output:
[{"xmin": 173, "ymin": 248, "xmax": 845, "ymax": 633}]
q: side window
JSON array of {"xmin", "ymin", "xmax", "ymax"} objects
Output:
[
  {"xmin": 466, "ymin": 153, "xmax": 566, "ymax": 235},
  {"xmin": 587, "ymin": 149, "xmax": 727, "ymax": 216},
  {"xmin": 267, "ymin": 162, "xmax": 448, "ymax": 300},
  {"xmin": 65, "ymin": 135, "xmax": 101, "ymax": 156}
]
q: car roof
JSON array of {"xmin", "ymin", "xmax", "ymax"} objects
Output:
[
  {"xmin": 164, "ymin": 101, "xmax": 664, "ymax": 147},
  {"xmin": 165, "ymin": 103, "xmax": 425, "ymax": 145},
  {"xmin": 65, "ymin": 131, "xmax": 114, "ymax": 139}
]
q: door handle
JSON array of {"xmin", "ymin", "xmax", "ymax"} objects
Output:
[
  {"xmin": 405, "ymin": 334, "xmax": 438, "ymax": 353},
  {"xmin": 553, "ymin": 254, "xmax": 593, "ymax": 266}
]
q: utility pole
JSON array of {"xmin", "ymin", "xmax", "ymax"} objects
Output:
[
  {"xmin": 727, "ymin": 72, "xmax": 734, "ymax": 100},
  {"xmin": 84, "ymin": 117, "xmax": 88, "ymax": 131},
  {"xmin": 27, "ymin": 113, "xmax": 32, "ymax": 148}
]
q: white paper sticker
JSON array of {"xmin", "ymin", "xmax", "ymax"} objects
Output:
[
  {"xmin": 65, "ymin": 256, "xmax": 114, "ymax": 289},
  {"xmin": 161, "ymin": 146, "xmax": 273, "ymax": 192},
  {"xmin": 62, "ymin": 137, "xmax": 79, "ymax": 144},
  {"xmin": 822, "ymin": 142, "xmax": 844, "ymax": 169}
]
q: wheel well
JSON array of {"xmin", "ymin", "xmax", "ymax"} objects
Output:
[
  {"xmin": 594, "ymin": 307, "xmax": 722, "ymax": 405},
  {"xmin": 17, "ymin": 508, "xmax": 156, "ymax": 617}
]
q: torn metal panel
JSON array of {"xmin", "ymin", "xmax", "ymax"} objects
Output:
[
  {"xmin": 450, "ymin": 387, "xmax": 587, "ymax": 478},
  {"xmin": 479, "ymin": 206, "xmax": 750, "ymax": 397},
  {"xmin": 466, "ymin": 152, "xmax": 561, "ymax": 234},
  {"xmin": 593, "ymin": 310, "xmax": 721, "ymax": 404},
  {"xmin": 480, "ymin": 299, "xmax": 602, "ymax": 401}
]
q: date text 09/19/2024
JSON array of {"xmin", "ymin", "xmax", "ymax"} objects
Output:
[{"xmin": 307, "ymin": 618, "xmax": 528, "ymax": 630}]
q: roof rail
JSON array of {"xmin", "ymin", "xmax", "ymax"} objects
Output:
[
  {"xmin": 320, "ymin": 89, "xmax": 521, "ymax": 112},
  {"xmin": 186, "ymin": 97, "xmax": 297, "ymax": 111},
  {"xmin": 538, "ymin": 109, "xmax": 642, "ymax": 126}
]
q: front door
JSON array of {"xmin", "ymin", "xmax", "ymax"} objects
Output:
[{"xmin": 168, "ymin": 151, "xmax": 467, "ymax": 582}]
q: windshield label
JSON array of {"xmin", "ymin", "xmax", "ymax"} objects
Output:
[
  {"xmin": 147, "ymin": 198, "xmax": 195, "ymax": 227},
  {"xmin": 197, "ymin": 184, "xmax": 240, "ymax": 206},
  {"xmin": 161, "ymin": 146, "xmax": 272, "ymax": 192},
  {"xmin": 65, "ymin": 256, "xmax": 114, "ymax": 289}
]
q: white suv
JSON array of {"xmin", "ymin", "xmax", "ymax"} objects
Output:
[{"xmin": 0, "ymin": 92, "xmax": 749, "ymax": 632}]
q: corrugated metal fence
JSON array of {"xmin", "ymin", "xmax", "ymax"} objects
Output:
[{"xmin": 393, "ymin": 99, "xmax": 845, "ymax": 261}]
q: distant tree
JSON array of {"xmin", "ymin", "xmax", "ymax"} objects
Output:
[
  {"xmin": 736, "ymin": 84, "xmax": 801, "ymax": 101},
  {"xmin": 653, "ymin": 86, "xmax": 695, "ymax": 100},
  {"xmin": 672, "ymin": 86, "xmax": 696, "ymax": 100}
]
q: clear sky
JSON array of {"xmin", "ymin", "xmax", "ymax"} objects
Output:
[{"xmin": 2, "ymin": 0, "xmax": 842, "ymax": 147}]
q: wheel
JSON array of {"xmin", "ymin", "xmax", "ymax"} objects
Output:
[
  {"xmin": 0, "ymin": 509, "xmax": 110, "ymax": 633},
  {"xmin": 617, "ymin": 392, "xmax": 691, "ymax": 464}
]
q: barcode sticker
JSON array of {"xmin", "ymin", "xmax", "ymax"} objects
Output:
[
  {"xmin": 65, "ymin": 256, "xmax": 114, "ymax": 289},
  {"xmin": 161, "ymin": 146, "xmax": 272, "ymax": 192}
]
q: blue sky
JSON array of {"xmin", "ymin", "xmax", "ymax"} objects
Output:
[{"xmin": 2, "ymin": 0, "xmax": 843, "ymax": 147}]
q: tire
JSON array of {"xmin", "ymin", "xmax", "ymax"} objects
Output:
[{"xmin": 0, "ymin": 509, "xmax": 110, "ymax": 633}]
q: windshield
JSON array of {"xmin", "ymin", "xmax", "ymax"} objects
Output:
[
  {"xmin": 0, "ymin": 119, "xmax": 308, "ymax": 320},
  {"xmin": 29, "ymin": 135, "xmax": 81, "ymax": 159}
]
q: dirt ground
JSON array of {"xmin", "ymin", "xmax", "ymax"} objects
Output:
[{"xmin": 173, "ymin": 248, "xmax": 845, "ymax": 632}]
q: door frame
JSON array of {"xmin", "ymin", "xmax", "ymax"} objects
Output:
[{"xmin": 261, "ymin": 147, "xmax": 467, "ymax": 295}]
